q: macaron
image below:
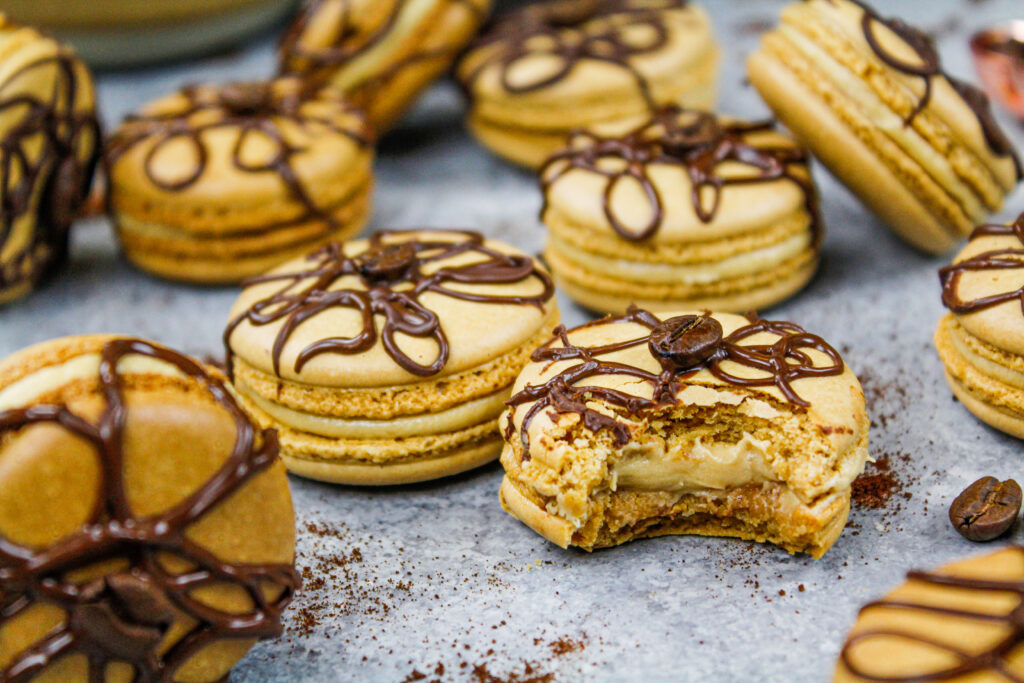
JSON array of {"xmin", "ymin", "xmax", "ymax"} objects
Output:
[
  {"xmin": 0, "ymin": 15, "xmax": 99, "ymax": 305},
  {"xmin": 224, "ymin": 229, "xmax": 559, "ymax": 485},
  {"xmin": 499, "ymin": 308, "xmax": 869, "ymax": 558},
  {"xmin": 748, "ymin": 0, "xmax": 1020, "ymax": 254},
  {"xmin": 540, "ymin": 106, "xmax": 822, "ymax": 314},
  {"xmin": 835, "ymin": 546, "xmax": 1024, "ymax": 681},
  {"xmin": 0, "ymin": 335, "xmax": 298, "ymax": 682},
  {"xmin": 456, "ymin": 0, "xmax": 719, "ymax": 169},
  {"xmin": 936, "ymin": 212, "xmax": 1024, "ymax": 439},
  {"xmin": 105, "ymin": 77, "xmax": 374, "ymax": 285},
  {"xmin": 279, "ymin": 0, "xmax": 491, "ymax": 132}
]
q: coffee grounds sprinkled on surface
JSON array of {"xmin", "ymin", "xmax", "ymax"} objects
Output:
[{"xmin": 851, "ymin": 456, "xmax": 904, "ymax": 510}]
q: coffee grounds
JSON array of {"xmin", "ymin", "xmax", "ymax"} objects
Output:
[{"xmin": 851, "ymin": 456, "xmax": 902, "ymax": 510}]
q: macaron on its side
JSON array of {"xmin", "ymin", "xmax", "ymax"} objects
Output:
[
  {"xmin": 748, "ymin": 0, "xmax": 1020, "ymax": 254},
  {"xmin": 0, "ymin": 335, "xmax": 297, "ymax": 682},
  {"xmin": 224, "ymin": 230, "xmax": 560, "ymax": 485},
  {"xmin": 279, "ymin": 0, "xmax": 491, "ymax": 132},
  {"xmin": 540, "ymin": 108, "xmax": 821, "ymax": 314},
  {"xmin": 0, "ymin": 16, "xmax": 99, "ymax": 305},
  {"xmin": 936, "ymin": 217, "xmax": 1024, "ymax": 438},
  {"xmin": 499, "ymin": 310, "xmax": 869, "ymax": 558},
  {"xmin": 105, "ymin": 78, "xmax": 374, "ymax": 285},
  {"xmin": 456, "ymin": 0, "xmax": 719, "ymax": 169}
]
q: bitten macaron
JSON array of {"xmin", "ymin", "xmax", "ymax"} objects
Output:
[
  {"xmin": 0, "ymin": 15, "xmax": 99, "ymax": 305},
  {"xmin": 541, "ymin": 106, "xmax": 822, "ymax": 314},
  {"xmin": 224, "ymin": 229, "xmax": 559, "ymax": 485},
  {"xmin": 936, "ymin": 212, "xmax": 1024, "ymax": 439},
  {"xmin": 500, "ymin": 309, "xmax": 868, "ymax": 558},
  {"xmin": 279, "ymin": 0, "xmax": 491, "ymax": 132},
  {"xmin": 0, "ymin": 335, "xmax": 297, "ymax": 682},
  {"xmin": 105, "ymin": 77, "xmax": 373, "ymax": 285},
  {"xmin": 456, "ymin": 0, "xmax": 718, "ymax": 169},
  {"xmin": 748, "ymin": 0, "xmax": 1020, "ymax": 254}
]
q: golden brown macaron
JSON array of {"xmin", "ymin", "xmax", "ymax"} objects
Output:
[
  {"xmin": 0, "ymin": 15, "xmax": 99, "ymax": 305},
  {"xmin": 936, "ymin": 212, "xmax": 1024, "ymax": 439},
  {"xmin": 224, "ymin": 229, "xmax": 560, "ymax": 486},
  {"xmin": 456, "ymin": 0, "xmax": 719, "ymax": 169},
  {"xmin": 0, "ymin": 334, "xmax": 297, "ymax": 682},
  {"xmin": 279, "ymin": 0, "xmax": 491, "ymax": 132},
  {"xmin": 500, "ymin": 309, "xmax": 869, "ymax": 558},
  {"xmin": 834, "ymin": 546, "xmax": 1024, "ymax": 681},
  {"xmin": 105, "ymin": 77, "xmax": 374, "ymax": 285},
  {"xmin": 540, "ymin": 106, "xmax": 822, "ymax": 314},
  {"xmin": 748, "ymin": 0, "xmax": 1020, "ymax": 254}
]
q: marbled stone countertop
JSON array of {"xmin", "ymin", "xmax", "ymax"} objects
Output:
[{"xmin": 3, "ymin": 1, "xmax": 1024, "ymax": 680}]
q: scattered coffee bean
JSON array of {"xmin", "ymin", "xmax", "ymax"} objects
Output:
[
  {"xmin": 649, "ymin": 315, "xmax": 723, "ymax": 371},
  {"xmin": 949, "ymin": 476, "xmax": 1022, "ymax": 542}
]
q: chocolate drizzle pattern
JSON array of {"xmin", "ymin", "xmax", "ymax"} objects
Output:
[
  {"xmin": 505, "ymin": 307, "xmax": 844, "ymax": 458},
  {"xmin": 104, "ymin": 79, "xmax": 370, "ymax": 235},
  {"xmin": 840, "ymin": 546, "xmax": 1024, "ymax": 681},
  {"xmin": 828, "ymin": 0, "xmax": 1021, "ymax": 179},
  {"xmin": 224, "ymin": 230, "xmax": 554, "ymax": 379},
  {"xmin": 280, "ymin": 0, "xmax": 486, "ymax": 88},
  {"xmin": 0, "ymin": 339, "xmax": 298, "ymax": 682},
  {"xmin": 540, "ymin": 107, "xmax": 820, "ymax": 242},
  {"xmin": 461, "ymin": 0, "xmax": 690, "ymax": 106},
  {"xmin": 940, "ymin": 213, "xmax": 1024, "ymax": 316},
  {"xmin": 0, "ymin": 48, "xmax": 99, "ymax": 296}
]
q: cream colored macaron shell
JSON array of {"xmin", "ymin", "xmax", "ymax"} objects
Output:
[
  {"xmin": 748, "ymin": 0, "xmax": 1019, "ymax": 254},
  {"xmin": 225, "ymin": 230, "xmax": 559, "ymax": 485}
]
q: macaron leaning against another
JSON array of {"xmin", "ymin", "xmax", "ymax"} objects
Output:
[
  {"xmin": 456, "ymin": 0, "xmax": 719, "ymax": 169},
  {"xmin": 224, "ymin": 229, "xmax": 559, "ymax": 485},
  {"xmin": 936, "ymin": 212, "xmax": 1024, "ymax": 439},
  {"xmin": 540, "ymin": 106, "xmax": 822, "ymax": 315},
  {"xmin": 0, "ymin": 335, "xmax": 298, "ymax": 682},
  {"xmin": 748, "ymin": 0, "xmax": 1020, "ymax": 254},
  {"xmin": 105, "ymin": 77, "xmax": 374, "ymax": 285},
  {"xmin": 500, "ymin": 309, "xmax": 869, "ymax": 558},
  {"xmin": 0, "ymin": 15, "xmax": 99, "ymax": 305},
  {"xmin": 279, "ymin": 0, "xmax": 492, "ymax": 133}
]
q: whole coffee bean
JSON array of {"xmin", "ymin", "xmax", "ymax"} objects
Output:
[
  {"xmin": 949, "ymin": 476, "xmax": 1022, "ymax": 542},
  {"xmin": 648, "ymin": 315, "xmax": 723, "ymax": 371},
  {"xmin": 359, "ymin": 243, "xmax": 417, "ymax": 282}
]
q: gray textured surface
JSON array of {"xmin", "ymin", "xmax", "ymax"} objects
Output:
[{"xmin": 3, "ymin": 1, "xmax": 1024, "ymax": 681}]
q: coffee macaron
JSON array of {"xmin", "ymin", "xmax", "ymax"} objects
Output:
[
  {"xmin": 748, "ymin": 0, "xmax": 1020, "ymax": 254},
  {"xmin": 105, "ymin": 77, "xmax": 373, "ymax": 285},
  {"xmin": 0, "ymin": 15, "xmax": 99, "ymax": 305},
  {"xmin": 500, "ymin": 309, "xmax": 869, "ymax": 558},
  {"xmin": 0, "ymin": 335, "xmax": 298, "ymax": 682},
  {"xmin": 456, "ymin": 0, "xmax": 718, "ymax": 169},
  {"xmin": 835, "ymin": 546, "xmax": 1024, "ymax": 681},
  {"xmin": 936, "ymin": 212, "xmax": 1024, "ymax": 439},
  {"xmin": 279, "ymin": 0, "xmax": 491, "ymax": 133},
  {"xmin": 540, "ymin": 106, "xmax": 822, "ymax": 314},
  {"xmin": 224, "ymin": 229, "xmax": 559, "ymax": 485}
]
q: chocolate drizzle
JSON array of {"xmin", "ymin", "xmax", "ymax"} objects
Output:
[
  {"xmin": 461, "ymin": 0, "xmax": 689, "ymax": 106},
  {"xmin": 940, "ymin": 213, "xmax": 1024, "ymax": 315},
  {"xmin": 833, "ymin": 0, "xmax": 1021, "ymax": 178},
  {"xmin": 0, "ymin": 339, "xmax": 298, "ymax": 682},
  {"xmin": 104, "ymin": 79, "xmax": 370, "ymax": 235},
  {"xmin": 840, "ymin": 547, "xmax": 1024, "ymax": 682},
  {"xmin": 504, "ymin": 307, "xmax": 844, "ymax": 458},
  {"xmin": 224, "ymin": 230, "xmax": 554, "ymax": 379},
  {"xmin": 540, "ymin": 107, "xmax": 820, "ymax": 242},
  {"xmin": 0, "ymin": 46, "xmax": 99, "ymax": 297}
]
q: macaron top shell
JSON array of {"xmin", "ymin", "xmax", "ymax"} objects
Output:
[
  {"xmin": 503, "ymin": 310, "xmax": 866, "ymax": 465},
  {"xmin": 458, "ymin": 0, "xmax": 714, "ymax": 109},
  {"xmin": 226, "ymin": 230, "xmax": 556, "ymax": 389},
  {"xmin": 789, "ymin": 0, "xmax": 1019, "ymax": 192},
  {"xmin": 540, "ymin": 107, "xmax": 817, "ymax": 243},
  {"xmin": 105, "ymin": 77, "xmax": 371, "ymax": 229},
  {"xmin": 941, "ymin": 214, "xmax": 1024, "ymax": 356}
]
